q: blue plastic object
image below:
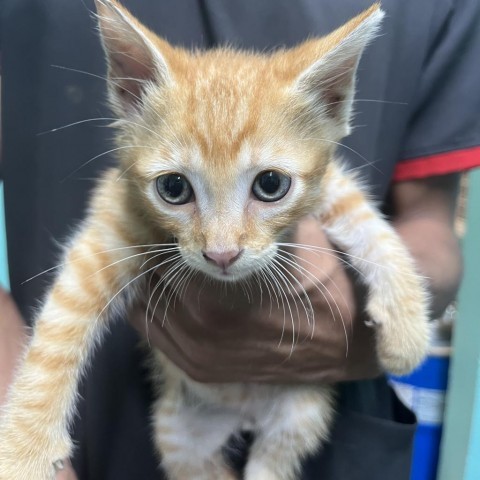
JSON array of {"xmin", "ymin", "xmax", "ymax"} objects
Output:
[{"xmin": 391, "ymin": 350, "xmax": 450, "ymax": 480}]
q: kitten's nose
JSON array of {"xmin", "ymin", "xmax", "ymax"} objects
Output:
[{"xmin": 202, "ymin": 249, "xmax": 243, "ymax": 270}]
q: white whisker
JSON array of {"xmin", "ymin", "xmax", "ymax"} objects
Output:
[
  {"xmin": 60, "ymin": 145, "xmax": 159, "ymax": 182},
  {"xmin": 271, "ymin": 258, "xmax": 307, "ymax": 327},
  {"xmin": 271, "ymin": 257, "xmax": 315, "ymax": 337},
  {"xmin": 276, "ymin": 250, "xmax": 350, "ymax": 356},
  {"xmin": 139, "ymin": 247, "xmax": 180, "ymax": 269},
  {"xmin": 50, "ymin": 65, "xmax": 186, "ymax": 148},
  {"xmin": 148, "ymin": 257, "xmax": 185, "ymax": 318},
  {"xmin": 277, "ymin": 242, "xmax": 372, "ymax": 277},
  {"xmin": 161, "ymin": 262, "xmax": 190, "ymax": 325},
  {"xmin": 145, "ymin": 273, "xmax": 164, "ymax": 347},
  {"xmin": 87, "ymin": 247, "xmax": 179, "ymax": 280},
  {"xmin": 268, "ymin": 261, "xmax": 298, "ymax": 355},
  {"xmin": 263, "ymin": 263, "xmax": 288, "ymax": 348},
  {"xmin": 145, "ymin": 254, "xmax": 183, "ymax": 326},
  {"xmin": 22, "ymin": 243, "xmax": 177, "ymax": 284},
  {"xmin": 95, "ymin": 260, "xmax": 166, "ymax": 322},
  {"xmin": 277, "ymin": 248, "xmax": 354, "ymax": 329}
]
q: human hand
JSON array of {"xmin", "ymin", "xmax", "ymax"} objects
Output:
[
  {"xmin": 0, "ymin": 288, "xmax": 78, "ymax": 480},
  {"xmin": 129, "ymin": 216, "xmax": 380, "ymax": 384},
  {"xmin": 54, "ymin": 461, "xmax": 78, "ymax": 480},
  {"xmin": 0, "ymin": 288, "xmax": 27, "ymax": 405}
]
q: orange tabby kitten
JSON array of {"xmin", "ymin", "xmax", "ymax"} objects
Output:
[{"xmin": 0, "ymin": 1, "xmax": 429, "ymax": 479}]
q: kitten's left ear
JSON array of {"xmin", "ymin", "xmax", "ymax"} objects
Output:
[
  {"xmin": 95, "ymin": 0, "xmax": 173, "ymax": 117},
  {"xmin": 291, "ymin": 4, "xmax": 384, "ymax": 138}
]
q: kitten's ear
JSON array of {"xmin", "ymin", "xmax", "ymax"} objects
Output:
[
  {"xmin": 94, "ymin": 0, "xmax": 173, "ymax": 117},
  {"xmin": 290, "ymin": 4, "xmax": 384, "ymax": 137}
]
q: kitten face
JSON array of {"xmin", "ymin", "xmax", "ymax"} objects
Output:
[
  {"xmin": 96, "ymin": 0, "xmax": 383, "ymax": 280},
  {"xmin": 133, "ymin": 81, "xmax": 330, "ymax": 281}
]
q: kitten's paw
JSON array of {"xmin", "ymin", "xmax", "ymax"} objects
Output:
[
  {"xmin": 0, "ymin": 448, "xmax": 69, "ymax": 480},
  {"xmin": 0, "ymin": 459, "xmax": 55, "ymax": 480},
  {"xmin": 0, "ymin": 422, "xmax": 72, "ymax": 480},
  {"xmin": 367, "ymin": 287, "xmax": 430, "ymax": 376}
]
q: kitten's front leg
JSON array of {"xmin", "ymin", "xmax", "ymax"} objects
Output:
[
  {"xmin": 319, "ymin": 163, "xmax": 430, "ymax": 375},
  {"xmin": 0, "ymin": 221, "xmax": 141, "ymax": 479},
  {"xmin": 244, "ymin": 386, "xmax": 335, "ymax": 480}
]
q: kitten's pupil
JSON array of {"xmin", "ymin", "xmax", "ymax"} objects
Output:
[
  {"xmin": 253, "ymin": 171, "xmax": 291, "ymax": 202},
  {"xmin": 156, "ymin": 173, "xmax": 193, "ymax": 205},
  {"xmin": 165, "ymin": 175, "xmax": 184, "ymax": 197},
  {"xmin": 259, "ymin": 172, "xmax": 280, "ymax": 194}
]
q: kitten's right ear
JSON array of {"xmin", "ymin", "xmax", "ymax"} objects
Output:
[
  {"xmin": 287, "ymin": 4, "xmax": 384, "ymax": 139},
  {"xmin": 94, "ymin": 0, "xmax": 173, "ymax": 117}
]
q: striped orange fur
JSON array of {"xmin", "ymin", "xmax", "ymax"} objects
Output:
[{"xmin": 0, "ymin": 2, "xmax": 429, "ymax": 479}]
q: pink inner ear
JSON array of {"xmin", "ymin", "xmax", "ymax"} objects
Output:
[
  {"xmin": 109, "ymin": 43, "xmax": 156, "ymax": 110},
  {"xmin": 322, "ymin": 91, "xmax": 345, "ymax": 119},
  {"xmin": 316, "ymin": 58, "xmax": 357, "ymax": 118}
]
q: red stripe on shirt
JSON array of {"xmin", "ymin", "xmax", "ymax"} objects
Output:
[{"xmin": 393, "ymin": 146, "xmax": 480, "ymax": 181}]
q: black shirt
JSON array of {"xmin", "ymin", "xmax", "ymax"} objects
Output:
[{"xmin": 1, "ymin": 1, "xmax": 480, "ymax": 478}]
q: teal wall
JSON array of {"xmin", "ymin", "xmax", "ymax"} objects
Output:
[
  {"xmin": 438, "ymin": 169, "xmax": 480, "ymax": 480},
  {"xmin": 466, "ymin": 386, "xmax": 480, "ymax": 480},
  {"xmin": 0, "ymin": 182, "xmax": 9, "ymax": 290}
]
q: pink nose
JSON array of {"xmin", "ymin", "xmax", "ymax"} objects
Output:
[{"xmin": 202, "ymin": 249, "xmax": 243, "ymax": 269}]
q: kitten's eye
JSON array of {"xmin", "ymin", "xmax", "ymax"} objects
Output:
[
  {"xmin": 252, "ymin": 170, "xmax": 291, "ymax": 202},
  {"xmin": 156, "ymin": 174, "xmax": 194, "ymax": 205}
]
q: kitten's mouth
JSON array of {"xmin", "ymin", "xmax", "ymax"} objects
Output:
[
  {"xmin": 201, "ymin": 263, "xmax": 253, "ymax": 283},
  {"xmin": 205, "ymin": 265, "xmax": 245, "ymax": 282},
  {"xmin": 183, "ymin": 248, "xmax": 274, "ymax": 282}
]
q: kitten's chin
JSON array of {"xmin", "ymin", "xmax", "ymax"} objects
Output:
[{"xmin": 200, "ymin": 266, "xmax": 255, "ymax": 283}]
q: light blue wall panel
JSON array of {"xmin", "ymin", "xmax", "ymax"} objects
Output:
[
  {"xmin": 0, "ymin": 182, "xmax": 10, "ymax": 290},
  {"xmin": 438, "ymin": 169, "xmax": 480, "ymax": 480}
]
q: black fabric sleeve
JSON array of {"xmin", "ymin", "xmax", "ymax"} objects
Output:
[{"xmin": 397, "ymin": 0, "xmax": 480, "ymax": 176}]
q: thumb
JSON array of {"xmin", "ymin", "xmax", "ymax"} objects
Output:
[{"xmin": 55, "ymin": 460, "xmax": 78, "ymax": 480}]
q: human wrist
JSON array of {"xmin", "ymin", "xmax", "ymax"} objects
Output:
[{"xmin": 393, "ymin": 217, "xmax": 462, "ymax": 318}]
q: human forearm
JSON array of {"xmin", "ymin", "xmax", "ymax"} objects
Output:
[
  {"xmin": 393, "ymin": 216, "xmax": 462, "ymax": 319},
  {"xmin": 0, "ymin": 288, "xmax": 27, "ymax": 405},
  {"xmin": 391, "ymin": 174, "xmax": 463, "ymax": 319}
]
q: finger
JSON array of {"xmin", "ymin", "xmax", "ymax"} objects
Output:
[
  {"xmin": 55, "ymin": 460, "xmax": 78, "ymax": 480},
  {"xmin": 0, "ymin": 288, "xmax": 28, "ymax": 405}
]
